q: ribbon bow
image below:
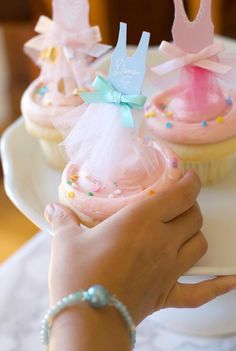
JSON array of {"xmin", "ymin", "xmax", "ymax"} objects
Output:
[
  {"xmin": 24, "ymin": 15, "xmax": 111, "ymax": 64},
  {"xmin": 80, "ymin": 76, "xmax": 147, "ymax": 128},
  {"xmin": 152, "ymin": 41, "xmax": 232, "ymax": 75}
]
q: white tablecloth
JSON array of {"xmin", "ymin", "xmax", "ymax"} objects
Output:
[{"xmin": 0, "ymin": 233, "xmax": 236, "ymax": 351}]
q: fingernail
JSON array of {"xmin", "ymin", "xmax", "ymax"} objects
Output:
[{"xmin": 45, "ymin": 204, "xmax": 56, "ymax": 224}]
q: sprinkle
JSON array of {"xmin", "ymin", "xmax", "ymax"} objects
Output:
[
  {"xmin": 148, "ymin": 190, "xmax": 156, "ymax": 196},
  {"xmin": 92, "ymin": 184, "xmax": 101, "ymax": 192},
  {"xmin": 57, "ymin": 78, "xmax": 66, "ymax": 95},
  {"xmin": 172, "ymin": 158, "xmax": 179, "ymax": 168},
  {"xmin": 88, "ymin": 192, "xmax": 94, "ymax": 197},
  {"xmin": 66, "ymin": 180, "xmax": 73, "ymax": 185},
  {"xmin": 145, "ymin": 104, "xmax": 151, "ymax": 111},
  {"xmin": 145, "ymin": 110, "xmax": 157, "ymax": 118},
  {"xmin": 166, "ymin": 111, "xmax": 173, "ymax": 118},
  {"xmin": 35, "ymin": 85, "xmax": 49, "ymax": 97},
  {"xmin": 67, "ymin": 191, "xmax": 75, "ymax": 199},
  {"xmin": 166, "ymin": 122, "xmax": 173, "ymax": 129},
  {"xmin": 108, "ymin": 193, "xmax": 115, "ymax": 198},
  {"xmin": 201, "ymin": 121, "xmax": 208, "ymax": 128},
  {"xmin": 225, "ymin": 96, "xmax": 233, "ymax": 106},
  {"xmin": 73, "ymin": 88, "xmax": 80, "ymax": 96},
  {"xmin": 70, "ymin": 175, "xmax": 79, "ymax": 182},
  {"xmin": 216, "ymin": 116, "xmax": 224, "ymax": 124},
  {"xmin": 44, "ymin": 99, "xmax": 53, "ymax": 107},
  {"xmin": 114, "ymin": 189, "xmax": 122, "ymax": 196}
]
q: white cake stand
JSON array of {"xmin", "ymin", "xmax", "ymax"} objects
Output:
[{"xmin": 1, "ymin": 43, "xmax": 236, "ymax": 336}]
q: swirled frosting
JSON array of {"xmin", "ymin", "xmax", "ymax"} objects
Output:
[
  {"xmin": 59, "ymin": 142, "xmax": 181, "ymax": 223},
  {"xmin": 21, "ymin": 78, "xmax": 83, "ymax": 129},
  {"xmin": 146, "ymin": 86, "xmax": 236, "ymax": 145}
]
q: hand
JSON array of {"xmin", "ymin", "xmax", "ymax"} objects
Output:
[{"xmin": 46, "ymin": 171, "xmax": 236, "ymax": 325}]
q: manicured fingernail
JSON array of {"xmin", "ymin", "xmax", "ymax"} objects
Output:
[{"xmin": 45, "ymin": 204, "xmax": 56, "ymax": 224}]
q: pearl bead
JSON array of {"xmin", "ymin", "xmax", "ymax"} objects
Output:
[{"xmin": 87, "ymin": 285, "xmax": 110, "ymax": 308}]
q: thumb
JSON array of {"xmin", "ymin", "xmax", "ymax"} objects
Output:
[
  {"xmin": 45, "ymin": 203, "xmax": 83, "ymax": 237},
  {"xmin": 165, "ymin": 276, "xmax": 236, "ymax": 309}
]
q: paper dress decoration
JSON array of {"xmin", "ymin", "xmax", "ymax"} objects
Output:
[
  {"xmin": 58, "ymin": 22, "xmax": 160, "ymax": 187},
  {"xmin": 24, "ymin": 0, "xmax": 111, "ymax": 98},
  {"xmin": 152, "ymin": 0, "xmax": 233, "ymax": 122}
]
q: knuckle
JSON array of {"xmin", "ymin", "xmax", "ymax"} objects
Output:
[
  {"xmin": 198, "ymin": 233, "xmax": 208, "ymax": 254},
  {"xmin": 193, "ymin": 206, "xmax": 203, "ymax": 229},
  {"xmin": 53, "ymin": 210, "xmax": 70, "ymax": 227}
]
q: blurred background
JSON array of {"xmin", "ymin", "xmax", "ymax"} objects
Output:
[{"xmin": 0, "ymin": 0, "xmax": 233, "ymax": 261}]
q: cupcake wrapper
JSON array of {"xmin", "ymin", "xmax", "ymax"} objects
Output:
[
  {"xmin": 181, "ymin": 154, "xmax": 236, "ymax": 185},
  {"xmin": 39, "ymin": 139, "xmax": 66, "ymax": 170}
]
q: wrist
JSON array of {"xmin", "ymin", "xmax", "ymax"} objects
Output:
[{"xmin": 50, "ymin": 302, "xmax": 131, "ymax": 351}]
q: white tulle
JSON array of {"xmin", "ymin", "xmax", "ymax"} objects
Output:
[{"xmin": 60, "ymin": 104, "xmax": 160, "ymax": 186}]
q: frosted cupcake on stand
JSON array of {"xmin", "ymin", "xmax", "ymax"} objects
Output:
[
  {"xmin": 21, "ymin": 0, "xmax": 110, "ymax": 169},
  {"xmin": 58, "ymin": 23, "xmax": 182, "ymax": 227},
  {"xmin": 147, "ymin": 0, "xmax": 236, "ymax": 185}
]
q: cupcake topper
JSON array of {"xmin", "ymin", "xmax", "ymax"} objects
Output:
[
  {"xmin": 152, "ymin": 0, "xmax": 231, "ymax": 76},
  {"xmin": 24, "ymin": 0, "xmax": 111, "ymax": 88},
  {"xmin": 80, "ymin": 23, "xmax": 150, "ymax": 128},
  {"xmin": 108, "ymin": 22, "xmax": 150, "ymax": 95},
  {"xmin": 60, "ymin": 23, "xmax": 158, "ymax": 186}
]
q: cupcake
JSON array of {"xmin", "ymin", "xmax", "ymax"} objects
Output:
[
  {"xmin": 58, "ymin": 23, "xmax": 181, "ymax": 227},
  {"xmin": 147, "ymin": 0, "xmax": 236, "ymax": 185},
  {"xmin": 21, "ymin": 0, "xmax": 110, "ymax": 170}
]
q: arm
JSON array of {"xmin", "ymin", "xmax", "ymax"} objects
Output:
[{"xmin": 46, "ymin": 172, "xmax": 236, "ymax": 351}]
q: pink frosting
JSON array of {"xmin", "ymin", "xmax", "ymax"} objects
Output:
[
  {"xmin": 59, "ymin": 142, "xmax": 181, "ymax": 222},
  {"xmin": 21, "ymin": 78, "xmax": 83, "ymax": 129},
  {"xmin": 147, "ymin": 86, "xmax": 236, "ymax": 145}
]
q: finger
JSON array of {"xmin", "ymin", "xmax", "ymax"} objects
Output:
[
  {"xmin": 156, "ymin": 171, "xmax": 201, "ymax": 222},
  {"xmin": 45, "ymin": 203, "xmax": 83, "ymax": 238},
  {"xmin": 165, "ymin": 276, "xmax": 236, "ymax": 308},
  {"xmin": 176, "ymin": 232, "xmax": 208, "ymax": 274},
  {"xmin": 167, "ymin": 203, "xmax": 203, "ymax": 247}
]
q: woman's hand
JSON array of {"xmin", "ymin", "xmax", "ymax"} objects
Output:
[{"xmin": 46, "ymin": 171, "xmax": 236, "ymax": 325}]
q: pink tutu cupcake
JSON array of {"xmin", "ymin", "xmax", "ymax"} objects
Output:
[
  {"xmin": 21, "ymin": 0, "xmax": 110, "ymax": 169},
  {"xmin": 58, "ymin": 23, "xmax": 181, "ymax": 227},
  {"xmin": 147, "ymin": 0, "xmax": 236, "ymax": 185}
]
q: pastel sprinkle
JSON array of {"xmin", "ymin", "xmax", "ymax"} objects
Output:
[
  {"xmin": 216, "ymin": 116, "xmax": 224, "ymax": 124},
  {"xmin": 114, "ymin": 189, "xmax": 122, "ymax": 196},
  {"xmin": 148, "ymin": 190, "xmax": 156, "ymax": 196},
  {"xmin": 88, "ymin": 192, "xmax": 94, "ymax": 197},
  {"xmin": 67, "ymin": 191, "xmax": 75, "ymax": 199},
  {"xmin": 225, "ymin": 96, "xmax": 233, "ymax": 106},
  {"xmin": 92, "ymin": 184, "xmax": 101, "ymax": 192},
  {"xmin": 70, "ymin": 175, "xmax": 79, "ymax": 182},
  {"xmin": 66, "ymin": 180, "xmax": 73, "ymax": 185},
  {"xmin": 166, "ymin": 111, "xmax": 173, "ymax": 118},
  {"xmin": 201, "ymin": 121, "xmax": 208, "ymax": 128},
  {"xmin": 145, "ymin": 104, "xmax": 151, "ymax": 111},
  {"xmin": 145, "ymin": 110, "xmax": 156, "ymax": 118},
  {"xmin": 166, "ymin": 122, "xmax": 173, "ymax": 129},
  {"xmin": 172, "ymin": 159, "xmax": 178, "ymax": 168}
]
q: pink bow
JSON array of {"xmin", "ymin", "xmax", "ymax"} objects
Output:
[
  {"xmin": 152, "ymin": 41, "xmax": 232, "ymax": 75},
  {"xmin": 24, "ymin": 15, "xmax": 111, "ymax": 64}
]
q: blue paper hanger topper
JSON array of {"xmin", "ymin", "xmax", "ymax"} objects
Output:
[{"xmin": 108, "ymin": 22, "xmax": 150, "ymax": 95}]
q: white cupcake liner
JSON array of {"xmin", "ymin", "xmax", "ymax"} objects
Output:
[
  {"xmin": 39, "ymin": 139, "xmax": 66, "ymax": 170},
  {"xmin": 181, "ymin": 154, "xmax": 236, "ymax": 185}
]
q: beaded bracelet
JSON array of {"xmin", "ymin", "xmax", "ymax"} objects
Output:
[{"xmin": 40, "ymin": 285, "xmax": 136, "ymax": 349}]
